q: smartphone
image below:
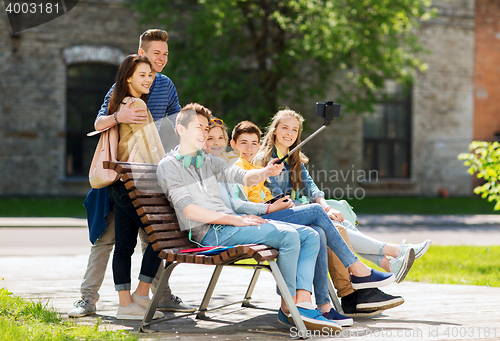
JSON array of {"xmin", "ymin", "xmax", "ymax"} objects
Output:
[
  {"xmin": 316, "ymin": 101, "xmax": 341, "ymax": 123},
  {"xmin": 266, "ymin": 193, "xmax": 288, "ymax": 204}
]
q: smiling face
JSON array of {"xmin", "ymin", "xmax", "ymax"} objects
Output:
[
  {"xmin": 206, "ymin": 126, "xmax": 227, "ymax": 157},
  {"xmin": 126, "ymin": 62, "xmax": 153, "ymax": 98},
  {"xmin": 231, "ymin": 133, "xmax": 260, "ymax": 163},
  {"xmin": 274, "ymin": 116, "xmax": 300, "ymax": 153},
  {"xmin": 178, "ymin": 113, "xmax": 210, "ymax": 154},
  {"xmin": 139, "ymin": 40, "xmax": 169, "ymax": 75}
]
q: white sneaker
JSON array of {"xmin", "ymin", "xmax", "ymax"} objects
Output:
[
  {"xmin": 390, "ymin": 246, "xmax": 415, "ymax": 283},
  {"xmin": 116, "ymin": 303, "xmax": 163, "ymax": 320},
  {"xmin": 401, "ymin": 239, "xmax": 432, "ymax": 259},
  {"xmin": 68, "ymin": 298, "xmax": 96, "ymax": 318}
]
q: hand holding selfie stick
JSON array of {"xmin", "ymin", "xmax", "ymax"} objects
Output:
[{"xmin": 275, "ymin": 101, "xmax": 341, "ymax": 165}]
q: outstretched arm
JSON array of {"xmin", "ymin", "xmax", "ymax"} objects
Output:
[{"xmin": 243, "ymin": 158, "xmax": 283, "ymax": 187}]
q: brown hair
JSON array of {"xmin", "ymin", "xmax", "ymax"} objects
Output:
[
  {"xmin": 259, "ymin": 109, "xmax": 309, "ymax": 191},
  {"xmin": 231, "ymin": 120, "xmax": 261, "ymax": 143},
  {"xmin": 176, "ymin": 103, "xmax": 212, "ymax": 130},
  {"xmin": 107, "ymin": 55, "xmax": 152, "ymax": 116},
  {"xmin": 139, "ymin": 29, "xmax": 169, "ymax": 51}
]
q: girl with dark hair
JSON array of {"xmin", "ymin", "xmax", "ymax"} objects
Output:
[{"xmin": 107, "ymin": 54, "xmax": 165, "ymax": 320}]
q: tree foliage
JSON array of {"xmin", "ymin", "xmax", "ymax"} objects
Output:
[
  {"xmin": 458, "ymin": 142, "xmax": 500, "ymax": 211},
  {"xmin": 130, "ymin": 0, "xmax": 435, "ymax": 127}
]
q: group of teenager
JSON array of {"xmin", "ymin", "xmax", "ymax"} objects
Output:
[{"xmin": 69, "ymin": 29, "xmax": 432, "ymax": 332}]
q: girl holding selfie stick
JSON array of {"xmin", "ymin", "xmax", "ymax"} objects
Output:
[{"xmin": 255, "ymin": 109, "xmax": 431, "ymax": 281}]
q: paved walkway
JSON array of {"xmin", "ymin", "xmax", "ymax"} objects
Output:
[{"xmin": 1, "ymin": 216, "xmax": 500, "ymax": 340}]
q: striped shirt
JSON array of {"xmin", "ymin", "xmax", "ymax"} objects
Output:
[{"xmin": 96, "ymin": 73, "xmax": 181, "ymax": 129}]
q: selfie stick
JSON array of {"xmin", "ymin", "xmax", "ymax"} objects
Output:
[
  {"xmin": 275, "ymin": 102, "xmax": 340, "ymax": 165},
  {"xmin": 275, "ymin": 124, "xmax": 328, "ymax": 164}
]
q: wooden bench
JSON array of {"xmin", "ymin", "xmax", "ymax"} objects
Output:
[{"xmin": 104, "ymin": 160, "xmax": 340, "ymax": 337}]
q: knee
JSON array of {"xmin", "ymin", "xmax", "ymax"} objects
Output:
[
  {"xmin": 312, "ymin": 227, "xmax": 327, "ymax": 246},
  {"xmin": 310, "ymin": 203, "xmax": 323, "ymax": 213},
  {"xmin": 113, "ymin": 243, "xmax": 135, "ymax": 258},
  {"xmin": 280, "ymin": 229, "xmax": 301, "ymax": 249},
  {"xmin": 310, "ymin": 203, "xmax": 329, "ymax": 220},
  {"xmin": 303, "ymin": 228, "xmax": 320, "ymax": 251}
]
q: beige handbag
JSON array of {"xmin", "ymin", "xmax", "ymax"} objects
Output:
[{"xmin": 88, "ymin": 126, "xmax": 138, "ymax": 189}]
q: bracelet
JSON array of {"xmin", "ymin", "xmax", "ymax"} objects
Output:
[
  {"xmin": 266, "ymin": 204, "xmax": 271, "ymax": 214},
  {"xmin": 113, "ymin": 112, "xmax": 120, "ymax": 124}
]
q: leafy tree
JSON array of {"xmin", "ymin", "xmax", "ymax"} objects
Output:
[
  {"xmin": 459, "ymin": 142, "xmax": 500, "ymax": 211},
  {"xmin": 131, "ymin": 0, "xmax": 434, "ymax": 127}
]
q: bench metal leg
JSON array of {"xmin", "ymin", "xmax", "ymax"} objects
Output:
[
  {"xmin": 327, "ymin": 277, "xmax": 344, "ymax": 314},
  {"xmin": 140, "ymin": 261, "xmax": 179, "ymax": 332},
  {"xmin": 268, "ymin": 260, "xmax": 308, "ymax": 339},
  {"xmin": 242, "ymin": 267, "xmax": 262, "ymax": 307},
  {"xmin": 196, "ymin": 265, "xmax": 224, "ymax": 319}
]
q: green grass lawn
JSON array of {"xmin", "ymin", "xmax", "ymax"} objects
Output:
[
  {"xmin": 0, "ymin": 197, "xmax": 87, "ymax": 218},
  {"xmin": 367, "ymin": 245, "xmax": 500, "ymax": 287},
  {"xmin": 1, "ymin": 196, "xmax": 499, "ymax": 217},
  {"xmin": 0, "ymin": 288, "xmax": 138, "ymax": 341},
  {"xmin": 346, "ymin": 196, "xmax": 500, "ymax": 215}
]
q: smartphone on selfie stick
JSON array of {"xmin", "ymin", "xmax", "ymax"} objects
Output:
[{"xmin": 274, "ymin": 101, "xmax": 341, "ymax": 165}]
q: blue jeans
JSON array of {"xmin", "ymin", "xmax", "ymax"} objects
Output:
[
  {"xmin": 263, "ymin": 204, "xmax": 359, "ymax": 306},
  {"xmin": 201, "ymin": 221, "xmax": 319, "ymax": 297},
  {"xmin": 108, "ymin": 181, "xmax": 162, "ymax": 291}
]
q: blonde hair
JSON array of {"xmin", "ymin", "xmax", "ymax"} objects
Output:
[
  {"xmin": 208, "ymin": 117, "xmax": 229, "ymax": 143},
  {"xmin": 259, "ymin": 109, "xmax": 309, "ymax": 191},
  {"xmin": 139, "ymin": 29, "xmax": 169, "ymax": 51}
]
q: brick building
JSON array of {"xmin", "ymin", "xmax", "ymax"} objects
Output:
[{"xmin": 0, "ymin": 0, "xmax": 498, "ymax": 197}]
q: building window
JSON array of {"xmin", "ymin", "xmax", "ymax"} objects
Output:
[
  {"xmin": 363, "ymin": 82, "xmax": 412, "ymax": 179},
  {"xmin": 66, "ymin": 63, "xmax": 118, "ymax": 177}
]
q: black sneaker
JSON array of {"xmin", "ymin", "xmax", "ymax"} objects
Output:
[
  {"xmin": 356, "ymin": 288, "xmax": 404, "ymax": 312},
  {"xmin": 341, "ymin": 291, "xmax": 384, "ymax": 318}
]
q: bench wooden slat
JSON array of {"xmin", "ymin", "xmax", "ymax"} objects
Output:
[
  {"xmin": 122, "ymin": 172, "xmax": 158, "ymax": 182},
  {"xmin": 153, "ymin": 239, "xmax": 194, "ymax": 251},
  {"xmin": 103, "ymin": 161, "xmax": 116, "ymax": 170},
  {"xmin": 113, "ymin": 162, "xmax": 158, "ymax": 174},
  {"xmin": 133, "ymin": 197, "xmax": 170, "ymax": 208},
  {"xmin": 144, "ymin": 223, "xmax": 180, "ymax": 234},
  {"xmin": 184, "ymin": 254, "xmax": 196, "ymax": 263},
  {"xmin": 246, "ymin": 245, "xmax": 274, "ymax": 258},
  {"xmin": 124, "ymin": 179, "xmax": 162, "ymax": 191},
  {"xmin": 148, "ymin": 230, "xmax": 188, "ymax": 243},
  {"xmin": 141, "ymin": 213, "xmax": 178, "ymax": 224},
  {"xmin": 130, "ymin": 189, "xmax": 165, "ymax": 199},
  {"xmin": 159, "ymin": 247, "xmax": 197, "ymax": 259},
  {"xmin": 254, "ymin": 249, "xmax": 280, "ymax": 262},
  {"xmin": 195, "ymin": 255, "xmax": 207, "ymax": 264},
  {"xmin": 137, "ymin": 206, "xmax": 175, "ymax": 217}
]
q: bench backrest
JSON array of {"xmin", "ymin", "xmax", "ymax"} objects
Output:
[{"xmin": 104, "ymin": 161, "xmax": 279, "ymax": 265}]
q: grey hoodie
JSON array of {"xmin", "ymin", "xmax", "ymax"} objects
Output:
[{"xmin": 156, "ymin": 150, "xmax": 246, "ymax": 242}]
